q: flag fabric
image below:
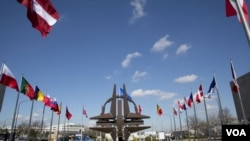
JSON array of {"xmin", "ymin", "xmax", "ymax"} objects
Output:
[
  {"xmin": 120, "ymin": 87, "xmax": 132, "ymax": 100},
  {"xmin": 195, "ymin": 84, "xmax": 204, "ymax": 103},
  {"xmin": 177, "ymin": 100, "xmax": 184, "ymax": 112},
  {"xmin": 182, "ymin": 103, "xmax": 187, "ymax": 110},
  {"xmin": 34, "ymin": 86, "xmax": 45, "ymax": 101},
  {"xmin": 56, "ymin": 102, "xmax": 62, "ymax": 115},
  {"xmin": 82, "ymin": 106, "xmax": 88, "ymax": 118},
  {"xmin": 207, "ymin": 76, "xmax": 216, "ymax": 94},
  {"xmin": 66, "ymin": 106, "xmax": 72, "ymax": 120},
  {"xmin": 183, "ymin": 96, "xmax": 188, "ymax": 110},
  {"xmin": 230, "ymin": 60, "xmax": 239, "ymax": 93},
  {"xmin": 138, "ymin": 105, "xmax": 142, "ymax": 115},
  {"xmin": 157, "ymin": 104, "xmax": 163, "ymax": 116},
  {"xmin": 49, "ymin": 98, "xmax": 59, "ymax": 112},
  {"xmin": 173, "ymin": 105, "xmax": 178, "ymax": 116},
  {"xmin": 187, "ymin": 92, "xmax": 193, "ymax": 108},
  {"xmin": 226, "ymin": 0, "xmax": 249, "ymax": 23},
  {"xmin": 0, "ymin": 63, "xmax": 19, "ymax": 92},
  {"xmin": 43, "ymin": 94, "xmax": 51, "ymax": 106},
  {"xmin": 20, "ymin": 76, "xmax": 35, "ymax": 100},
  {"xmin": 17, "ymin": 0, "xmax": 60, "ymax": 37}
]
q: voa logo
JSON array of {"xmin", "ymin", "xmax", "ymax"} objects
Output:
[{"xmin": 226, "ymin": 129, "xmax": 246, "ymax": 136}]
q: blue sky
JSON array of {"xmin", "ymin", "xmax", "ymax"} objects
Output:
[{"xmin": 1, "ymin": 0, "xmax": 250, "ymax": 132}]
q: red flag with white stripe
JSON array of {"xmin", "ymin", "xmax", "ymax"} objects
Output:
[
  {"xmin": 0, "ymin": 63, "xmax": 19, "ymax": 92},
  {"xmin": 17, "ymin": 0, "xmax": 60, "ymax": 37}
]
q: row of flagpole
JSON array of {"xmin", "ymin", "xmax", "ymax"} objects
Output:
[
  {"xmin": 155, "ymin": 59, "xmax": 248, "ymax": 140},
  {"xmin": 0, "ymin": 62, "xmax": 88, "ymax": 141}
]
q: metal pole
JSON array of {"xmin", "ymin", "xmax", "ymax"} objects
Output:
[
  {"xmin": 40, "ymin": 104, "xmax": 46, "ymax": 141},
  {"xmin": 165, "ymin": 114, "xmax": 173, "ymax": 132},
  {"xmin": 203, "ymin": 96, "xmax": 211, "ymax": 140},
  {"xmin": 235, "ymin": 0, "xmax": 250, "ymax": 47},
  {"xmin": 213, "ymin": 74, "xmax": 224, "ymax": 125},
  {"xmin": 27, "ymin": 100, "xmax": 35, "ymax": 140}
]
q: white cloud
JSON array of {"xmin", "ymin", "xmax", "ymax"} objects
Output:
[
  {"xmin": 206, "ymin": 103, "xmax": 218, "ymax": 110},
  {"xmin": 151, "ymin": 35, "xmax": 174, "ymax": 52},
  {"xmin": 162, "ymin": 53, "xmax": 168, "ymax": 60},
  {"xmin": 176, "ymin": 44, "xmax": 191, "ymax": 55},
  {"xmin": 131, "ymin": 89, "xmax": 176, "ymax": 100},
  {"xmin": 121, "ymin": 52, "xmax": 142, "ymax": 68},
  {"xmin": 129, "ymin": 0, "xmax": 147, "ymax": 24},
  {"xmin": 105, "ymin": 75, "xmax": 112, "ymax": 80},
  {"xmin": 174, "ymin": 74, "xmax": 197, "ymax": 83},
  {"xmin": 132, "ymin": 70, "xmax": 147, "ymax": 82}
]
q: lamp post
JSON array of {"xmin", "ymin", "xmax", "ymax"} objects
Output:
[{"xmin": 14, "ymin": 100, "xmax": 30, "ymax": 129}]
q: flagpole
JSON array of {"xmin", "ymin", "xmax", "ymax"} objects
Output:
[
  {"xmin": 191, "ymin": 92, "xmax": 199, "ymax": 141},
  {"xmin": 63, "ymin": 117, "xmax": 66, "ymax": 141},
  {"xmin": 177, "ymin": 104, "xmax": 183, "ymax": 141},
  {"xmin": 57, "ymin": 102, "xmax": 62, "ymax": 140},
  {"xmin": 27, "ymin": 100, "xmax": 34, "ymax": 140},
  {"xmin": 203, "ymin": 95, "xmax": 211, "ymax": 140},
  {"xmin": 235, "ymin": 0, "xmax": 250, "ymax": 47},
  {"xmin": 40, "ymin": 104, "xmax": 46, "ymax": 141},
  {"xmin": 183, "ymin": 97, "xmax": 190, "ymax": 141},
  {"xmin": 230, "ymin": 60, "xmax": 247, "ymax": 124},
  {"xmin": 81, "ymin": 106, "xmax": 83, "ymax": 141},
  {"xmin": 235, "ymin": 80, "xmax": 247, "ymax": 124},
  {"xmin": 184, "ymin": 109, "xmax": 190, "ymax": 141},
  {"xmin": 9, "ymin": 75, "xmax": 22, "ymax": 141},
  {"xmin": 49, "ymin": 110, "xmax": 54, "ymax": 141},
  {"xmin": 213, "ymin": 73, "xmax": 224, "ymax": 125},
  {"xmin": 173, "ymin": 112, "xmax": 176, "ymax": 133}
]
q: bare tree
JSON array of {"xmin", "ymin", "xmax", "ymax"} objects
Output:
[{"xmin": 222, "ymin": 107, "xmax": 236, "ymax": 124}]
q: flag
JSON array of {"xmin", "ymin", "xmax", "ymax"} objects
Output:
[
  {"xmin": 17, "ymin": 0, "xmax": 60, "ymax": 37},
  {"xmin": 173, "ymin": 105, "xmax": 177, "ymax": 116},
  {"xmin": 120, "ymin": 87, "xmax": 132, "ymax": 100},
  {"xmin": 157, "ymin": 104, "xmax": 163, "ymax": 116},
  {"xmin": 138, "ymin": 105, "xmax": 142, "ymax": 115},
  {"xmin": 230, "ymin": 60, "xmax": 239, "ymax": 93},
  {"xmin": 43, "ymin": 94, "xmax": 51, "ymax": 106},
  {"xmin": 182, "ymin": 103, "xmax": 187, "ymax": 110},
  {"xmin": 226, "ymin": 0, "xmax": 248, "ymax": 23},
  {"xmin": 195, "ymin": 84, "xmax": 204, "ymax": 103},
  {"xmin": 34, "ymin": 86, "xmax": 45, "ymax": 101},
  {"xmin": 82, "ymin": 106, "xmax": 88, "ymax": 118},
  {"xmin": 177, "ymin": 100, "xmax": 183, "ymax": 112},
  {"xmin": 66, "ymin": 106, "xmax": 72, "ymax": 120},
  {"xmin": 20, "ymin": 76, "xmax": 35, "ymax": 99},
  {"xmin": 207, "ymin": 76, "xmax": 216, "ymax": 94},
  {"xmin": 183, "ymin": 96, "xmax": 188, "ymax": 110},
  {"xmin": 0, "ymin": 63, "xmax": 19, "ymax": 92},
  {"xmin": 187, "ymin": 92, "xmax": 193, "ymax": 108},
  {"xmin": 56, "ymin": 102, "xmax": 62, "ymax": 115},
  {"xmin": 49, "ymin": 98, "xmax": 59, "ymax": 112}
]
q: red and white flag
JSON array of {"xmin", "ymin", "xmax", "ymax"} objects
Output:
[
  {"xmin": 82, "ymin": 106, "xmax": 88, "ymax": 118},
  {"xmin": 17, "ymin": 0, "xmax": 60, "ymax": 37},
  {"xmin": 138, "ymin": 105, "xmax": 142, "ymax": 115},
  {"xmin": 177, "ymin": 100, "xmax": 184, "ymax": 112},
  {"xmin": 195, "ymin": 84, "xmax": 204, "ymax": 103},
  {"xmin": 173, "ymin": 105, "xmax": 177, "ymax": 116},
  {"xmin": 0, "ymin": 63, "xmax": 19, "ymax": 92},
  {"xmin": 226, "ymin": 0, "xmax": 249, "ymax": 23}
]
